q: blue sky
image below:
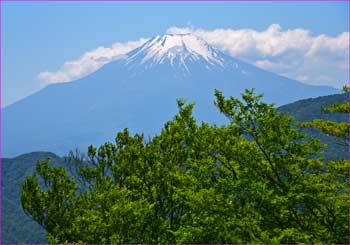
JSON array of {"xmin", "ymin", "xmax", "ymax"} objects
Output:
[{"xmin": 2, "ymin": 2, "xmax": 349, "ymax": 107}]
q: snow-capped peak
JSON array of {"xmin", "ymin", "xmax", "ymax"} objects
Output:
[{"xmin": 126, "ymin": 33, "xmax": 224, "ymax": 68}]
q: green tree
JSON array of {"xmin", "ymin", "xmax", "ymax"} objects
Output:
[{"xmin": 21, "ymin": 89, "xmax": 347, "ymax": 243}]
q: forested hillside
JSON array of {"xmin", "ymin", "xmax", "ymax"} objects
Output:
[
  {"xmin": 2, "ymin": 152, "xmax": 64, "ymax": 243},
  {"xmin": 278, "ymin": 92, "xmax": 347, "ymax": 159}
]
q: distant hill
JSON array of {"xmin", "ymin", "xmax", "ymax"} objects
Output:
[
  {"xmin": 2, "ymin": 152, "xmax": 66, "ymax": 244},
  {"xmin": 2, "ymin": 93, "xmax": 347, "ymax": 244},
  {"xmin": 278, "ymin": 92, "xmax": 347, "ymax": 160}
]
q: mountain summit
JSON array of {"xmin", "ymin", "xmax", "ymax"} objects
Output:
[
  {"xmin": 126, "ymin": 33, "xmax": 225, "ymax": 72},
  {"xmin": 3, "ymin": 33, "xmax": 339, "ymax": 157}
]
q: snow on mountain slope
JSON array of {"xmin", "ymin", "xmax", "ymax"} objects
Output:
[
  {"xmin": 123, "ymin": 33, "xmax": 233, "ymax": 74},
  {"xmin": 128, "ymin": 33, "xmax": 224, "ymax": 66},
  {"xmin": 3, "ymin": 33, "xmax": 340, "ymax": 157}
]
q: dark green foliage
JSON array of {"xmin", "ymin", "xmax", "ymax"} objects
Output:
[
  {"xmin": 297, "ymin": 86, "xmax": 349, "ymax": 148},
  {"xmin": 278, "ymin": 93, "xmax": 346, "ymax": 123},
  {"xmin": 278, "ymin": 92, "xmax": 347, "ymax": 159},
  {"xmin": 1, "ymin": 152, "xmax": 77, "ymax": 244},
  {"xmin": 21, "ymin": 90, "xmax": 347, "ymax": 243}
]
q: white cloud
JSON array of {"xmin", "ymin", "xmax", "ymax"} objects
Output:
[
  {"xmin": 168, "ymin": 24, "xmax": 348, "ymax": 88},
  {"xmin": 38, "ymin": 38, "xmax": 148, "ymax": 84},
  {"xmin": 39, "ymin": 25, "xmax": 348, "ymax": 88}
]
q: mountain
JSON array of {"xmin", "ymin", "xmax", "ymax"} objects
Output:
[{"xmin": 3, "ymin": 33, "xmax": 339, "ymax": 157}]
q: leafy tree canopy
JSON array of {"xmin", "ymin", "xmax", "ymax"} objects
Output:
[{"xmin": 21, "ymin": 89, "xmax": 347, "ymax": 244}]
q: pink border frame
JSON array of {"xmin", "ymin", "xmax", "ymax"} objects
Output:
[{"xmin": 0, "ymin": 0, "xmax": 349, "ymax": 244}]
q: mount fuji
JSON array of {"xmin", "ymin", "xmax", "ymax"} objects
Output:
[{"xmin": 3, "ymin": 33, "xmax": 339, "ymax": 157}]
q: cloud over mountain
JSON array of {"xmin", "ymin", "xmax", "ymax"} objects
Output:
[
  {"xmin": 38, "ymin": 38, "xmax": 148, "ymax": 84},
  {"xmin": 38, "ymin": 25, "xmax": 348, "ymax": 88},
  {"xmin": 169, "ymin": 25, "xmax": 348, "ymax": 88}
]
